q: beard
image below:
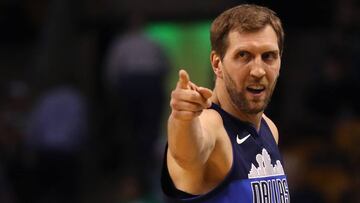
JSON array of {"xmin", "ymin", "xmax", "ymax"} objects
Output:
[{"xmin": 223, "ymin": 69, "xmax": 277, "ymax": 114}]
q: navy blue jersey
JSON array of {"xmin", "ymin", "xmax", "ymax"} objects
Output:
[{"xmin": 161, "ymin": 103, "xmax": 290, "ymax": 203}]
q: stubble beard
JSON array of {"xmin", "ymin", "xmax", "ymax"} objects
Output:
[{"xmin": 223, "ymin": 70, "xmax": 277, "ymax": 115}]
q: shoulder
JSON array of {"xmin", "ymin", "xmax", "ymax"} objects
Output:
[
  {"xmin": 200, "ymin": 108, "xmax": 223, "ymax": 127},
  {"xmin": 198, "ymin": 108, "xmax": 225, "ymax": 142},
  {"xmin": 262, "ymin": 114, "xmax": 279, "ymax": 144}
]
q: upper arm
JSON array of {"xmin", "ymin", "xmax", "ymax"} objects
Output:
[{"xmin": 262, "ymin": 114, "xmax": 279, "ymax": 144}]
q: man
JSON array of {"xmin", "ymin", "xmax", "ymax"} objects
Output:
[{"xmin": 161, "ymin": 4, "xmax": 290, "ymax": 203}]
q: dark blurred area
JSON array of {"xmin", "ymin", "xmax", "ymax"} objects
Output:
[{"xmin": 0, "ymin": 0, "xmax": 359, "ymax": 202}]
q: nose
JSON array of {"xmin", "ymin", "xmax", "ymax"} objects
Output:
[{"xmin": 250, "ymin": 57, "xmax": 266, "ymax": 79}]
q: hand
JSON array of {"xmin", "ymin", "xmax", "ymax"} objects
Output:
[{"xmin": 170, "ymin": 69, "xmax": 213, "ymax": 121}]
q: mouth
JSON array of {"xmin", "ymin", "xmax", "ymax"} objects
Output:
[{"xmin": 246, "ymin": 85, "xmax": 265, "ymax": 95}]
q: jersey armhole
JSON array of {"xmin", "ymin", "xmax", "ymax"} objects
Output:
[{"xmin": 261, "ymin": 115, "xmax": 279, "ymax": 144}]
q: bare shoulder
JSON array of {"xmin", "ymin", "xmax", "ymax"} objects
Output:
[
  {"xmin": 197, "ymin": 108, "xmax": 226, "ymax": 147},
  {"xmin": 199, "ymin": 108, "xmax": 224, "ymax": 130},
  {"xmin": 262, "ymin": 114, "xmax": 279, "ymax": 144}
]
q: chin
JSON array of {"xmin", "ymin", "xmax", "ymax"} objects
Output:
[
  {"xmin": 245, "ymin": 108, "xmax": 265, "ymax": 115},
  {"xmin": 246, "ymin": 102, "xmax": 267, "ymax": 114}
]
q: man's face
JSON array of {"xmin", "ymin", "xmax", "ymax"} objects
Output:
[{"xmin": 220, "ymin": 25, "xmax": 281, "ymax": 114}]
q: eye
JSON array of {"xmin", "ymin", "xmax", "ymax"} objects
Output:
[
  {"xmin": 262, "ymin": 52, "xmax": 278, "ymax": 62},
  {"xmin": 239, "ymin": 51, "xmax": 249, "ymax": 58},
  {"xmin": 236, "ymin": 51, "xmax": 251, "ymax": 62}
]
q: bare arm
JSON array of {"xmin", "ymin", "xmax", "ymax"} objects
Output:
[
  {"xmin": 262, "ymin": 114, "xmax": 279, "ymax": 144},
  {"xmin": 168, "ymin": 70, "xmax": 214, "ymax": 170}
]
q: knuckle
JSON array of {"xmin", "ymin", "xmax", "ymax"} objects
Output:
[
  {"xmin": 189, "ymin": 92, "xmax": 199, "ymax": 101},
  {"xmin": 171, "ymin": 90, "xmax": 177, "ymax": 98},
  {"xmin": 170, "ymin": 100, "xmax": 181, "ymax": 110},
  {"xmin": 170, "ymin": 99, "xmax": 175, "ymax": 108},
  {"xmin": 172, "ymin": 102, "xmax": 180, "ymax": 110}
]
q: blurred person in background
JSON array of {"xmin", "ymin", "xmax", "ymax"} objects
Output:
[
  {"xmin": 102, "ymin": 11, "xmax": 170, "ymax": 202},
  {"xmin": 161, "ymin": 4, "xmax": 290, "ymax": 202},
  {"xmin": 24, "ymin": 78, "xmax": 88, "ymax": 203}
]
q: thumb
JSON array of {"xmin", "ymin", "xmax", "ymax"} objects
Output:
[
  {"xmin": 198, "ymin": 87, "xmax": 213, "ymax": 99},
  {"xmin": 177, "ymin": 69, "xmax": 190, "ymax": 89},
  {"xmin": 198, "ymin": 87, "xmax": 213, "ymax": 107}
]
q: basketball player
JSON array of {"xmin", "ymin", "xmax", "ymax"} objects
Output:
[{"xmin": 161, "ymin": 4, "xmax": 290, "ymax": 202}]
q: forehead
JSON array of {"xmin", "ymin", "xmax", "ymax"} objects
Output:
[{"xmin": 226, "ymin": 25, "xmax": 279, "ymax": 53}]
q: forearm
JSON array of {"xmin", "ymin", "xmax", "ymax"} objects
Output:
[{"xmin": 167, "ymin": 115, "xmax": 209, "ymax": 168}]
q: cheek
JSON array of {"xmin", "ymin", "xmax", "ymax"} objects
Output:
[
  {"xmin": 231, "ymin": 68, "xmax": 249, "ymax": 84},
  {"xmin": 268, "ymin": 68, "xmax": 280, "ymax": 82},
  {"xmin": 233, "ymin": 75, "xmax": 247, "ymax": 91}
]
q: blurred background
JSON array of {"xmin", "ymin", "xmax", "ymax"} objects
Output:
[{"xmin": 0, "ymin": 0, "xmax": 359, "ymax": 202}]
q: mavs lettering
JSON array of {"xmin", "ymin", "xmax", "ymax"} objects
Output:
[{"xmin": 251, "ymin": 178, "xmax": 289, "ymax": 203}]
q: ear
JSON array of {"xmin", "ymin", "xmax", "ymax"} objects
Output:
[{"xmin": 210, "ymin": 51, "xmax": 223, "ymax": 79}]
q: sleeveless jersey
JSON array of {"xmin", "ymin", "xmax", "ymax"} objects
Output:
[{"xmin": 161, "ymin": 103, "xmax": 290, "ymax": 203}]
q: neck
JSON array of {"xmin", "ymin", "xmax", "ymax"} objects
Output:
[{"xmin": 212, "ymin": 81, "xmax": 263, "ymax": 131}]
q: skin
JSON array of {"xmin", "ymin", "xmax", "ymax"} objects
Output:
[{"xmin": 167, "ymin": 25, "xmax": 281, "ymax": 195}]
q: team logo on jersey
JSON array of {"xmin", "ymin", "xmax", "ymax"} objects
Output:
[
  {"xmin": 248, "ymin": 148, "xmax": 285, "ymax": 178},
  {"xmin": 248, "ymin": 149, "xmax": 290, "ymax": 203}
]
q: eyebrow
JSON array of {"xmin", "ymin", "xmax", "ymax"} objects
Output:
[
  {"xmin": 234, "ymin": 48, "xmax": 279, "ymax": 55},
  {"xmin": 232, "ymin": 43, "xmax": 279, "ymax": 51},
  {"xmin": 263, "ymin": 50, "xmax": 280, "ymax": 54}
]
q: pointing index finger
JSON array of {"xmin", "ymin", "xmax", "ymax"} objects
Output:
[{"xmin": 177, "ymin": 69, "xmax": 190, "ymax": 89}]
